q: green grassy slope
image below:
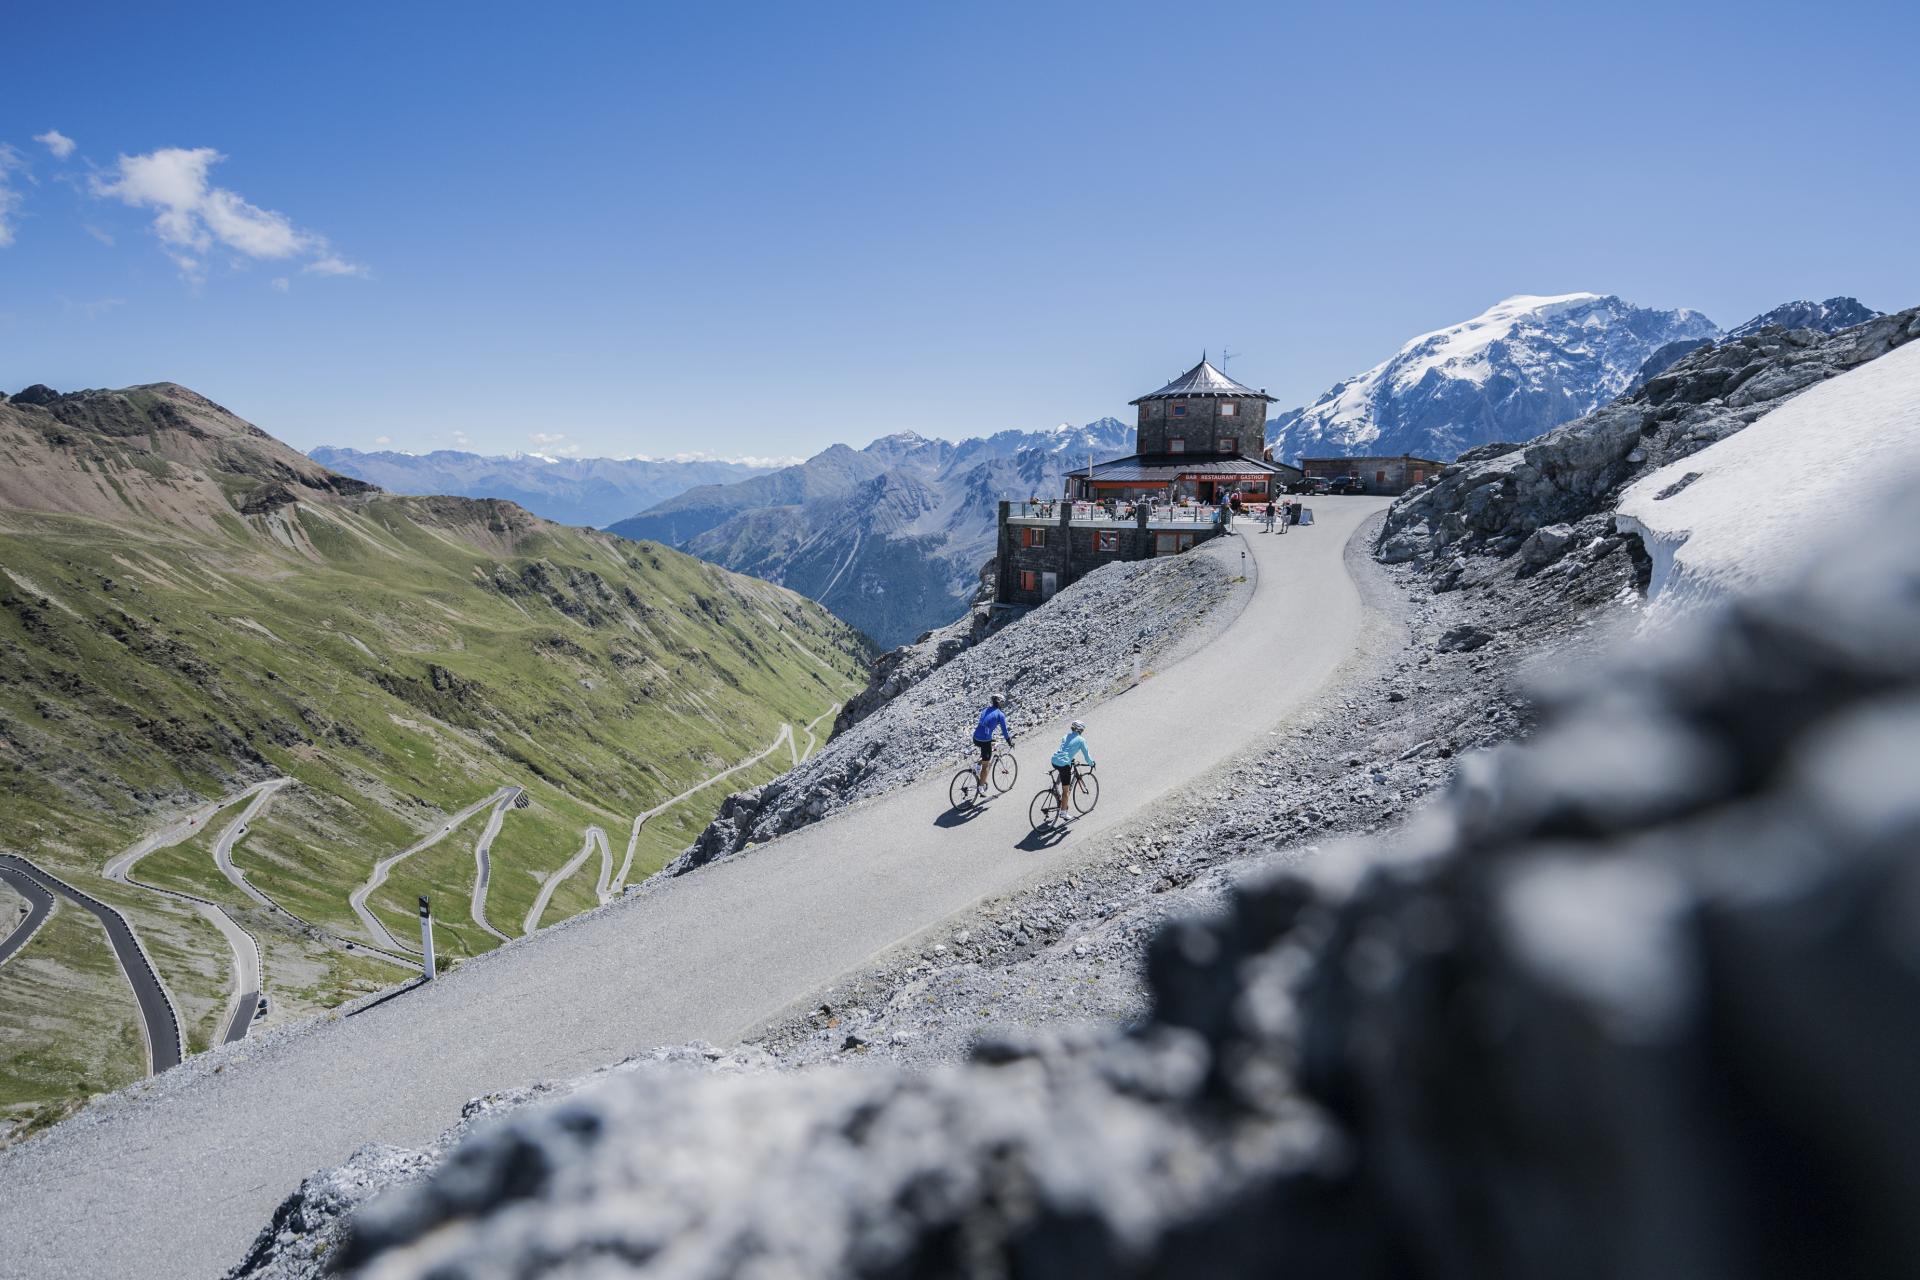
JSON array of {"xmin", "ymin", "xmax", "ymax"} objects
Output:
[{"xmin": 0, "ymin": 384, "xmax": 872, "ymax": 1132}]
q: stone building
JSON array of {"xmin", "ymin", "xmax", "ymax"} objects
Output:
[
  {"xmin": 1063, "ymin": 356, "xmax": 1297, "ymax": 504},
  {"xmin": 1299, "ymin": 454, "xmax": 1444, "ymax": 496},
  {"xmin": 996, "ymin": 356, "xmax": 1292, "ymax": 607}
]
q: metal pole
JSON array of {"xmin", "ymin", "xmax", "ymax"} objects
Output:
[
  {"xmin": 1132, "ymin": 642, "xmax": 1142, "ymax": 688},
  {"xmin": 418, "ymin": 895, "xmax": 435, "ymax": 980}
]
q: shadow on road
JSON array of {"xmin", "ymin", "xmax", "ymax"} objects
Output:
[
  {"xmin": 1015, "ymin": 822, "xmax": 1070, "ymax": 852},
  {"xmin": 345, "ymin": 976, "xmax": 429, "ymax": 1018},
  {"xmin": 934, "ymin": 803, "xmax": 990, "ymax": 829}
]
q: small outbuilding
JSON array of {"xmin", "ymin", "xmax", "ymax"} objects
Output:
[{"xmin": 1298, "ymin": 454, "xmax": 1444, "ymax": 495}]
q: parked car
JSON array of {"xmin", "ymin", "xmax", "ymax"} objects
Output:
[
  {"xmin": 1327, "ymin": 475, "xmax": 1367, "ymax": 495},
  {"xmin": 1288, "ymin": 477, "xmax": 1329, "ymax": 495}
]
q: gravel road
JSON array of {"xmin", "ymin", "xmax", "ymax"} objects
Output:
[{"xmin": 0, "ymin": 498, "xmax": 1388, "ymax": 1280}]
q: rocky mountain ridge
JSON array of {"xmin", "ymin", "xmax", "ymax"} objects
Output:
[
  {"xmin": 1266, "ymin": 293, "xmax": 1881, "ymax": 467},
  {"xmin": 1375, "ymin": 303, "xmax": 1920, "ymax": 580},
  {"xmin": 608, "ymin": 417, "xmax": 1133, "ymax": 646}
]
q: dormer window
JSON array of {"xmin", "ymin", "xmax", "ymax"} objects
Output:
[{"xmin": 1219, "ymin": 402, "xmax": 1237, "ymax": 417}]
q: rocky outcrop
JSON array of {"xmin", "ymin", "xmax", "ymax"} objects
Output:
[
  {"xmin": 323, "ymin": 489, "xmax": 1920, "ymax": 1280},
  {"xmin": 1725, "ymin": 295, "xmax": 1880, "ymax": 340},
  {"xmin": 1377, "ymin": 306, "xmax": 1920, "ymax": 571}
]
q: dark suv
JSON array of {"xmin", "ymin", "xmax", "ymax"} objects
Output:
[{"xmin": 1327, "ymin": 475, "xmax": 1367, "ymax": 495}]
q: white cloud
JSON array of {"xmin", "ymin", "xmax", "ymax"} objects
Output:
[
  {"xmin": 35, "ymin": 129, "xmax": 76, "ymax": 160},
  {"xmin": 304, "ymin": 254, "xmax": 369, "ymax": 278},
  {"xmin": 0, "ymin": 145, "xmax": 23, "ymax": 247},
  {"xmin": 373, "ymin": 435, "xmax": 392, "ymax": 446},
  {"xmin": 91, "ymin": 146, "xmax": 366, "ymax": 281},
  {"xmin": 450, "ymin": 430, "xmax": 473, "ymax": 447},
  {"xmin": 270, "ymin": 276, "xmax": 290, "ymax": 293},
  {"xmin": 85, "ymin": 224, "xmax": 115, "ymax": 246}
]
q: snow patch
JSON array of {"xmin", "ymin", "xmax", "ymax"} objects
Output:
[{"xmin": 1616, "ymin": 339, "xmax": 1920, "ymax": 620}]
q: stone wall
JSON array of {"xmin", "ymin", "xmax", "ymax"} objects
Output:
[
  {"xmin": 995, "ymin": 501, "xmax": 1223, "ymax": 605},
  {"xmin": 1138, "ymin": 396, "xmax": 1265, "ymax": 458}
]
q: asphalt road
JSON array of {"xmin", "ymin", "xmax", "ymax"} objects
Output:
[
  {"xmin": 468, "ymin": 789, "xmax": 520, "ymax": 942},
  {"xmin": 0, "ymin": 865, "xmax": 54, "ymax": 967},
  {"xmin": 105, "ymin": 782, "xmax": 281, "ymax": 1049},
  {"xmin": 0, "ymin": 498, "xmax": 1391, "ymax": 1279},
  {"xmin": 349, "ymin": 787, "xmax": 518, "ymax": 953},
  {"xmin": 0, "ymin": 853, "xmax": 184, "ymax": 1076}
]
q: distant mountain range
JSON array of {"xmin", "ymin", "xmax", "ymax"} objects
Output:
[
  {"xmin": 306, "ymin": 447, "xmax": 781, "ymax": 529},
  {"xmin": 1265, "ymin": 293, "xmax": 1880, "ymax": 465},
  {"xmin": 609, "ymin": 419, "xmax": 1133, "ymax": 647}
]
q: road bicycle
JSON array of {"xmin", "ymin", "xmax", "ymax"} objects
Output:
[
  {"xmin": 949, "ymin": 742, "xmax": 1018, "ymax": 808},
  {"xmin": 1028, "ymin": 763, "xmax": 1098, "ymax": 828}
]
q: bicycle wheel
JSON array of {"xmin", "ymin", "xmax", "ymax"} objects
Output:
[
  {"xmin": 1072, "ymin": 770, "xmax": 1100, "ymax": 815},
  {"xmin": 949, "ymin": 768, "xmax": 981, "ymax": 809},
  {"xmin": 991, "ymin": 750, "xmax": 1018, "ymax": 793},
  {"xmin": 1028, "ymin": 789, "xmax": 1060, "ymax": 829}
]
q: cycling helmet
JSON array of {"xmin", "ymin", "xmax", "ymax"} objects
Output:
[
  {"xmin": 1070, "ymin": 719, "xmax": 1086, "ymax": 733},
  {"xmin": 990, "ymin": 693, "xmax": 1004, "ymax": 708}
]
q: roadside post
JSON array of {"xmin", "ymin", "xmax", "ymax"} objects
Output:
[
  {"xmin": 1132, "ymin": 642, "xmax": 1142, "ymax": 688},
  {"xmin": 419, "ymin": 895, "xmax": 435, "ymax": 981}
]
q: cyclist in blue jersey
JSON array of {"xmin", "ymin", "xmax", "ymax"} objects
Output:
[
  {"xmin": 972, "ymin": 694, "xmax": 1013, "ymax": 789},
  {"xmin": 1051, "ymin": 720, "xmax": 1094, "ymax": 813}
]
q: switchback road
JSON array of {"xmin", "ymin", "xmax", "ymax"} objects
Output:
[
  {"xmin": 0, "ymin": 865, "xmax": 53, "ymax": 968},
  {"xmin": 0, "ymin": 499, "xmax": 1392, "ymax": 1279},
  {"xmin": 0, "ymin": 853, "xmax": 183, "ymax": 1076}
]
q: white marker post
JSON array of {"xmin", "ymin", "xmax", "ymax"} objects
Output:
[{"xmin": 418, "ymin": 895, "xmax": 436, "ymax": 981}]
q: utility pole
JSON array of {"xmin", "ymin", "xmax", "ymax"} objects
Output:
[{"xmin": 418, "ymin": 895, "xmax": 435, "ymax": 980}]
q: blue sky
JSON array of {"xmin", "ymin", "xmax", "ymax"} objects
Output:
[{"xmin": 3, "ymin": 0, "xmax": 1915, "ymax": 461}]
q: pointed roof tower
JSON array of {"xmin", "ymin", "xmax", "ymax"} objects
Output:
[{"xmin": 1129, "ymin": 355, "xmax": 1275, "ymax": 404}]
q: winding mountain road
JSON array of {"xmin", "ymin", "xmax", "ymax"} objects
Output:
[
  {"xmin": 611, "ymin": 720, "xmax": 802, "ymax": 894},
  {"xmin": 349, "ymin": 787, "xmax": 519, "ymax": 953},
  {"xmin": 0, "ymin": 853, "xmax": 184, "ymax": 1076},
  {"xmin": 0, "ymin": 866, "xmax": 53, "ymax": 967},
  {"xmin": 522, "ymin": 827, "xmax": 611, "ymax": 935},
  {"xmin": 0, "ymin": 499, "xmax": 1392, "ymax": 1279},
  {"xmin": 468, "ymin": 789, "xmax": 521, "ymax": 942}
]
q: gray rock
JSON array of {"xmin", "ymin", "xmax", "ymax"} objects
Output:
[{"xmin": 1518, "ymin": 522, "xmax": 1575, "ymax": 570}]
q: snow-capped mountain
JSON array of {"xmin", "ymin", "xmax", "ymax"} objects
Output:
[
  {"xmin": 1725, "ymin": 296, "xmax": 1880, "ymax": 340},
  {"xmin": 1267, "ymin": 293, "xmax": 1719, "ymax": 464},
  {"xmin": 607, "ymin": 417, "xmax": 1132, "ymax": 645}
]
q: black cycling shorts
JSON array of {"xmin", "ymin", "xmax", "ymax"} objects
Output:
[
  {"xmin": 1054, "ymin": 763, "xmax": 1074, "ymax": 787},
  {"xmin": 977, "ymin": 739, "xmax": 994, "ymax": 762}
]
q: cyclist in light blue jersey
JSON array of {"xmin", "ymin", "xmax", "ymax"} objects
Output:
[{"xmin": 1050, "ymin": 720, "xmax": 1094, "ymax": 813}]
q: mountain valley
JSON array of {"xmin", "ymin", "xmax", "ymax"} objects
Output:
[{"xmin": 0, "ymin": 382, "xmax": 869, "ymax": 1135}]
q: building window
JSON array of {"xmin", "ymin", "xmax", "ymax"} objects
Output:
[
  {"xmin": 1412, "ymin": 468, "xmax": 1426, "ymax": 483},
  {"xmin": 1144, "ymin": 401, "xmax": 1161, "ymax": 417},
  {"xmin": 1168, "ymin": 437, "xmax": 1185, "ymax": 453},
  {"xmin": 1019, "ymin": 569, "xmax": 1039, "ymax": 593},
  {"xmin": 1155, "ymin": 531, "xmax": 1196, "ymax": 555},
  {"xmin": 1375, "ymin": 470, "xmax": 1387, "ymax": 484},
  {"xmin": 1171, "ymin": 402, "xmax": 1187, "ymax": 417},
  {"xmin": 1218, "ymin": 437, "xmax": 1237, "ymax": 454},
  {"xmin": 1096, "ymin": 531, "xmax": 1118, "ymax": 552},
  {"xmin": 1022, "ymin": 526, "xmax": 1047, "ymax": 548},
  {"xmin": 1219, "ymin": 401, "xmax": 1237, "ymax": 417}
]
